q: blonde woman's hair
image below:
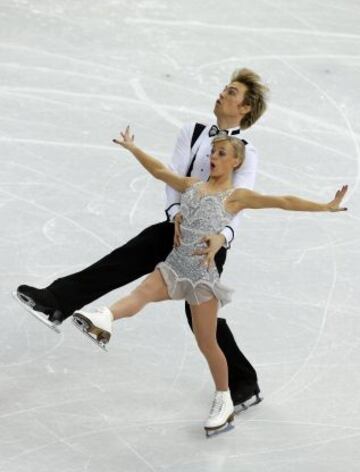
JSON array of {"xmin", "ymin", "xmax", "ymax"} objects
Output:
[
  {"xmin": 231, "ymin": 68, "xmax": 269, "ymax": 129},
  {"xmin": 212, "ymin": 136, "xmax": 245, "ymax": 170}
]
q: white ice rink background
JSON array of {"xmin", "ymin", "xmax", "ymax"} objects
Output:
[{"xmin": 1, "ymin": 0, "xmax": 360, "ymax": 471}]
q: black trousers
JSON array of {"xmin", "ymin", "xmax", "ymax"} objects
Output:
[{"xmin": 48, "ymin": 220, "xmax": 258, "ymax": 392}]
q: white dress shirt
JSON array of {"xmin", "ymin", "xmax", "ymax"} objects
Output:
[{"xmin": 164, "ymin": 122, "xmax": 258, "ymax": 249}]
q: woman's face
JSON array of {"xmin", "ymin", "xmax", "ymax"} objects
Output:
[{"xmin": 209, "ymin": 140, "xmax": 240, "ymax": 177}]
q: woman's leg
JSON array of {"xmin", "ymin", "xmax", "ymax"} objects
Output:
[
  {"xmin": 42, "ymin": 221, "xmax": 174, "ymax": 320},
  {"xmin": 110, "ymin": 269, "xmax": 170, "ymax": 320},
  {"xmin": 190, "ymin": 297, "xmax": 228, "ymax": 391}
]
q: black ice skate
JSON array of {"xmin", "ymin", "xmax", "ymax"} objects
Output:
[
  {"xmin": 13, "ymin": 285, "xmax": 64, "ymax": 334},
  {"xmin": 232, "ymin": 382, "xmax": 263, "ymax": 415}
]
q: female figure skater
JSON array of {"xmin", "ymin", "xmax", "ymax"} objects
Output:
[{"xmin": 73, "ymin": 126, "xmax": 348, "ymax": 436}]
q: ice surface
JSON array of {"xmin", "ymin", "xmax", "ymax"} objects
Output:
[{"xmin": 1, "ymin": 0, "xmax": 360, "ymax": 471}]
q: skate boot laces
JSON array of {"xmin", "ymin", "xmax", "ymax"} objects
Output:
[{"xmin": 209, "ymin": 392, "xmax": 226, "ymax": 417}]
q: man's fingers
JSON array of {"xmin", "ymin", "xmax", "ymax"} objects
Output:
[
  {"xmin": 200, "ymin": 252, "xmax": 214, "ymax": 267},
  {"xmin": 174, "ymin": 227, "xmax": 182, "ymax": 247},
  {"xmin": 204, "ymin": 255, "xmax": 214, "ymax": 270},
  {"xmin": 175, "ymin": 224, "xmax": 181, "ymax": 238},
  {"xmin": 192, "ymin": 248, "xmax": 209, "ymax": 256},
  {"xmin": 200, "ymin": 256, "xmax": 209, "ymax": 268}
]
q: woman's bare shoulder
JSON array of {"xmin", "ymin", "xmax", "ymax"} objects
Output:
[{"xmin": 229, "ymin": 188, "xmax": 254, "ymax": 200}]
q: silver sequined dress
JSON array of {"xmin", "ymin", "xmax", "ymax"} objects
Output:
[{"xmin": 156, "ymin": 181, "xmax": 235, "ymax": 308}]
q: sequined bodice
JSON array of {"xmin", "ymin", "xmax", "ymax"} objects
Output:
[
  {"xmin": 157, "ymin": 181, "xmax": 235, "ymax": 305},
  {"xmin": 179, "ymin": 182, "xmax": 234, "ymax": 251}
]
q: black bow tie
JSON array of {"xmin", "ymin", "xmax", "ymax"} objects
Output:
[{"xmin": 208, "ymin": 125, "xmax": 240, "ymax": 137}]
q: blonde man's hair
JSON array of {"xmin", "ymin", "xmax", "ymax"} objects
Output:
[
  {"xmin": 231, "ymin": 68, "xmax": 269, "ymax": 129},
  {"xmin": 212, "ymin": 136, "xmax": 245, "ymax": 171}
]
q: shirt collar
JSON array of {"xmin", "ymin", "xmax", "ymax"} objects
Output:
[{"xmin": 211, "ymin": 123, "xmax": 241, "ymax": 136}]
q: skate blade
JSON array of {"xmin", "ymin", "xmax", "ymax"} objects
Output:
[
  {"xmin": 205, "ymin": 418, "xmax": 235, "ymax": 438},
  {"xmin": 12, "ymin": 291, "xmax": 61, "ymax": 334},
  {"xmin": 72, "ymin": 316, "xmax": 108, "ymax": 352},
  {"xmin": 234, "ymin": 393, "xmax": 263, "ymax": 415}
]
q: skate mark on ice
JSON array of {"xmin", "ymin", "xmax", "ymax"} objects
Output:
[
  {"xmin": 128, "ymin": 175, "xmax": 150, "ymax": 225},
  {"xmin": 124, "ymin": 17, "xmax": 360, "ymax": 40},
  {"xmin": 0, "ymin": 187, "xmax": 113, "ymax": 250},
  {"xmin": 130, "ymin": 78, "xmax": 183, "ymax": 128},
  {"xmin": 265, "ymin": 58, "xmax": 353, "ymax": 402}
]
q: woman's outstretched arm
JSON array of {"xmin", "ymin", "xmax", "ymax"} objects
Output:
[
  {"xmin": 229, "ymin": 186, "xmax": 348, "ymax": 213},
  {"xmin": 113, "ymin": 126, "xmax": 198, "ymax": 192}
]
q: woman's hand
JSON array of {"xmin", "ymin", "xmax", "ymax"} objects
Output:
[
  {"xmin": 326, "ymin": 185, "xmax": 348, "ymax": 212},
  {"xmin": 192, "ymin": 233, "xmax": 226, "ymax": 270},
  {"xmin": 113, "ymin": 125, "xmax": 135, "ymax": 150},
  {"xmin": 173, "ymin": 213, "xmax": 183, "ymax": 248}
]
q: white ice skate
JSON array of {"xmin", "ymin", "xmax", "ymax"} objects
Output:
[
  {"xmin": 12, "ymin": 291, "xmax": 61, "ymax": 334},
  {"xmin": 72, "ymin": 307, "xmax": 113, "ymax": 352},
  {"xmin": 204, "ymin": 389, "xmax": 235, "ymax": 438}
]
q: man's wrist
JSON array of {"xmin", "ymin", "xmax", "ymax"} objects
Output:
[
  {"xmin": 220, "ymin": 227, "xmax": 233, "ymax": 249},
  {"xmin": 166, "ymin": 204, "xmax": 181, "ymax": 222}
]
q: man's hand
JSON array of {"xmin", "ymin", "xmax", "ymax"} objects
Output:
[
  {"xmin": 192, "ymin": 233, "xmax": 226, "ymax": 270},
  {"xmin": 173, "ymin": 213, "xmax": 183, "ymax": 248}
]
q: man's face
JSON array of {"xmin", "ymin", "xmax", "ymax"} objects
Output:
[{"xmin": 214, "ymin": 81, "xmax": 249, "ymax": 121}]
